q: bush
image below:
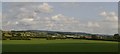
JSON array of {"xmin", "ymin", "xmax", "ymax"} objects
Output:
[
  {"xmin": 10, "ymin": 37, "xmax": 31, "ymax": 40},
  {"xmin": 2, "ymin": 38, "xmax": 7, "ymax": 40},
  {"xmin": 46, "ymin": 36, "xmax": 56, "ymax": 40},
  {"xmin": 2, "ymin": 37, "xmax": 7, "ymax": 40}
]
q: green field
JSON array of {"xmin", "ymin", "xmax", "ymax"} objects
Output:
[{"xmin": 2, "ymin": 39, "xmax": 119, "ymax": 52}]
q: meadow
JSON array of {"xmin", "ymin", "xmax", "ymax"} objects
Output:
[{"xmin": 2, "ymin": 39, "xmax": 119, "ymax": 52}]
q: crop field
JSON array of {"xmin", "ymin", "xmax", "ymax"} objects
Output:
[{"xmin": 2, "ymin": 39, "xmax": 119, "ymax": 52}]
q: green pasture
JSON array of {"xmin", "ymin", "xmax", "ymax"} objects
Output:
[{"xmin": 2, "ymin": 39, "xmax": 119, "ymax": 52}]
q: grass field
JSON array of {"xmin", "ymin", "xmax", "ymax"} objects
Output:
[{"xmin": 2, "ymin": 39, "xmax": 119, "ymax": 52}]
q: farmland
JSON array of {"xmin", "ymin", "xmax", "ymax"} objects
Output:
[{"xmin": 2, "ymin": 39, "xmax": 118, "ymax": 52}]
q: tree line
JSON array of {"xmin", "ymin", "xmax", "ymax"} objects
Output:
[{"xmin": 1, "ymin": 30, "xmax": 120, "ymax": 42}]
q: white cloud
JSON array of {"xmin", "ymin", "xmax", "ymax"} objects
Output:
[
  {"xmin": 17, "ymin": 8, "xmax": 37, "ymax": 19},
  {"xmin": 51, "ymin": 14, "xmax": 79, "ymax": 24},
  {"xmin": 100, "ymin": 11, "xmax": 107, "ymax": 16},
  {"xmin": 39, "ymin": 14, "xmax": 82, "ymax": 31},
  {"xmin": 15, "ymin": 21, "xmax": 19, "ymax": 25},
  {"xmin": 20, "ymin": 18, "xmax": 38, "ymax": 25},
  {"xmin": 100, "ymin": 11, "xmax": 118, "ymax": 29},
  {"xmin": 20, "ymin": 7, "xmax": 29, "ymax": 12},
  {"xmin": 0, "ymin": 13, "xmax": 1, "ymax": 28},
  {"xmin": 51, "ymin": 14, "xmax": 63, "ymax": 20},
  {"xmin": 0, "ymin": 13, "xmax": 1, "ymax": 17},
  {"xmin": 36, "ymin": 3, "xmax": 53, "ymax": 13},
  {"xmin": 4, "ymin": 21, "xmax": 19, "ymax": 26},
  {"xmin": 21, "ymin": 18, "xmax": 34, "ymax": 22},
  {"xmin": 2, "ymin": 3, "xmax": 54, "ymax": 30},
  {"xmin": 87, "ymin": 22, "xmax": 100, "ymax": 28},
  {"xmin": 100, "ymin": 11, "xmax": 118, "ymax": 22},
  {"xmin": 51, "ymin": 14, "xmax": 69, "ymax": 22}
]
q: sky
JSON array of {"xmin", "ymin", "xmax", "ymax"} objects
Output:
[
  {"xmin": 1, "ymin": 0, "xmax": 120, "ymax": 2},
  {"xmin": 1, "ymin": 2, "xmax": 118, "ymax": 35},
  {"xmin": 0, "ymin": 3, "xmax": 1, "ymax": 28}
]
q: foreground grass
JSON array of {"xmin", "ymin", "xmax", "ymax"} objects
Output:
[{"xmin": 2, "ymin": 39, "xmax": 119, "ymax": 52}]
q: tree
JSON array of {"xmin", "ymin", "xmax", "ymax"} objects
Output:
[
  {"xmin": 91, "ymin": 35, "xmax": 97, "ymax": 40},
  {"xmin": 113, "ymin": 34, "xmax": 120, "ymax": 41},
  {"xmin": 39, "ymin": 32, "xmax": 47, "ymax": 37}
]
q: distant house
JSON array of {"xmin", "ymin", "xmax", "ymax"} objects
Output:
[
  {"xmin": 84, "ymin": 36, "xmax": 92, "ymax": 39},
  {"xmin": 66, "ymin": 35, "xmax": 74, "ymax": 38}
]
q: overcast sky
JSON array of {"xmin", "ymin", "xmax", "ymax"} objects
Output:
[{"xmin": 1, "ymin": 2, "xmax": 118, "ymax": 35}]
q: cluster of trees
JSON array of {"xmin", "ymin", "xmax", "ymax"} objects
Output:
[
  {"xmin": 2, "ymin": 31, "xmax": 32, "ymax": 40},
  {"xmin": 113, "ymin": 34, "xmax": 120, "ymax": 41},
  {"xmin": 10, "ymin": 36, "xmax": 31, "ymax": 40},
  {"xmin": 1, "ymin": 31, "xmax": 120, "ymax": 41}
]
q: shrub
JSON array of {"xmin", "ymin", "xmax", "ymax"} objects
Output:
[{"xmin": 10, "ymin": 36, "xmax": 31, "ymax": 40}]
